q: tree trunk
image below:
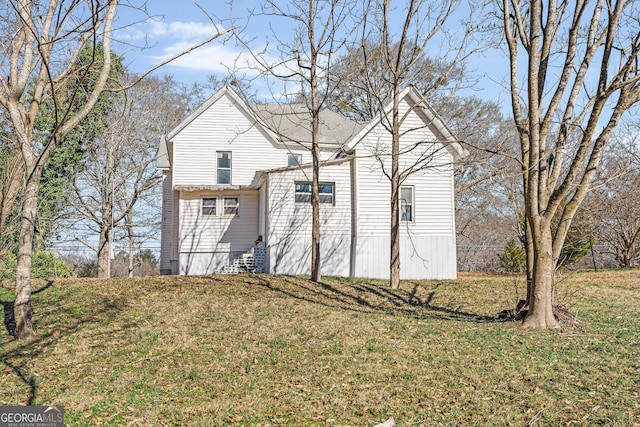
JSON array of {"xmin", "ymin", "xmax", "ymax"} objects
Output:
[
  {"xmin": 389, "ymin": 89, "xmax": 401, "ymax": 289},
  {"xmin": 524, "ymin": 216, "xmax": 534, "ymax": 305},
  {"xmin": 309, "ymin": 1, "xmax": 321, "ymax": 284},
  {"xmin": 14, "ymin": 172, "xmax": 39, "ymax": 340},
  {"xmin": 310, "ymin": 133, "xmax": 321, "ymax": 283},
  {"xmin": 390, "ymin": 163, "xmax": 400, "ymax": 289},
  {"xmin": 522, "ymin": 221, "xmax": 560, "ymax": 329},
  {"xmin": 97, "ymin": 224, "xmax": 111, "ymax": 278},
  {"xmin": 127, "ymin": 213, "xmax": 135, "ymax": 278}
]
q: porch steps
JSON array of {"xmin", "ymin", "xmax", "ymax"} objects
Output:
[{"xmin": 219, "ymin": 243, "xmax": 266, "ymax": 274}]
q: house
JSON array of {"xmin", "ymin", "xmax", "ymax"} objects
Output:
[{"xmin": 157, "ymin": 85, "xmax": 466, "ymax": 280}]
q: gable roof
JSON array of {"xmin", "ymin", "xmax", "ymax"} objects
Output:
[
  {"xmin": 159, "ymin": 85, "xmax": 465, "ymax": 171},
  {"xmin": 345, "ymin": 85, "xmax": 467, "ymax": 159},
  {"xmin": 165, "ymin": 85, "xmax": 275, "ymax": 142},
  {"xmin": 156, "ymin": 135, "xmax": 170, "ymax": 169},
  {"xmin": 165, "ymin": 85, "xmax": 362, "ymax": 148},
  {"xmin": 254, "ymin": 103, "xmax": 363, "ymax": 146}
]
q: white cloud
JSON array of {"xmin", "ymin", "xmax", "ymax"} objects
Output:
[
  {"xmin": 151, "ymin": 38, "xmax": 291, "ymax": 79},
  {"xmin": 116, "ymin": 15, "xmax": 294, "ymax": 84},
  {"xmin": 151, "ymin": 43, "xmax": 255, "ymax": 73},
  {"xmin": 117, "ymin": 19, "xmax": 223, "ymax": 42},
  {"xmin": 147, "ymin": 20, "xmax": 222, "ymax": 40}
]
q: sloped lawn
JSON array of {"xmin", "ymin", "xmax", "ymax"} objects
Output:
[{"xmin": 1, "ymin": 271, "xmax": 639, "ymax": 426}]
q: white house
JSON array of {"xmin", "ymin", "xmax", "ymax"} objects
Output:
[{"xmin": 158, "ymin": 85, "xmax": 466, "ymax": 280}]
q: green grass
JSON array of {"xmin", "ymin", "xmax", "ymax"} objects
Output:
[{"xmin": 1, "ymin": 271, "xmax": 639, "ymax": 426}]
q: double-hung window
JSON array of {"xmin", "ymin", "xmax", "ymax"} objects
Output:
[
  {"xmin": 295, "ymin": 182, "xmax": 334, "ymax": 205},
  {"xmin": 318, "ymin": 183, "xmax": 335, "ymax": 204},
  {"xmin": 223, "ymin": 197, "xmax": 239, "ymax": 216},
  {"xmin": 202, "ymin": 198, "xmax": 217, "ymax": 216},
  {"xmin": 217, "ymin": 151, "xmax": 231, "ymax": 184},
  {"xmin": 201, "ymin": 197, "xmax": 239, "ymax": 216},
  {"xmin": 400, "ymin": 186, "xmax": 414, "ymax": 222}
]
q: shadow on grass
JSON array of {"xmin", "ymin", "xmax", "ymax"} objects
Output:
[
  {"xmin": 3, "ymin": 301, "xmax": 15, "ymax": 337},
  {"xmin": 0, "ymin": 280, "xmax": 129, "ymax": 406},
  {"xmin": 248, "ymin": 275, "xmax": 497, "ymax": 323},
  {"xmin": 2, "ymin": 281, "xmax": 55, "ymax": 338}
]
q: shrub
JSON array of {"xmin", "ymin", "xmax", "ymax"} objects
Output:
[
  {"xmin": 499, "ymin": 239, "xmax": 526, "ymax": 273},
  {"xmin": 0, "ymin": 250, "xmax": 75, "ymax": 282},
  {"xmin": 0, "ymin": 250, "xmax": 17, "ymax": 282},
  {"xmin": 32, "ymin": 251, "xmax": 76, "ymax": 279}
]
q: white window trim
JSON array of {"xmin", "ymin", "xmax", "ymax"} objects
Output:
[
  {"xmin": 216, "ymin": 151, "xmax": 232, "ymax": 185},
  {"xmin": 288, "ymin": 153, "xmax": 302, "ymax": 167},
  {"xmin": 294, "ymin": 181, "xmax": 335, "ymax": 205},
  {"xmin": 223, "ymin": 197, "xmax": 240, "ymax": 217},
  {"xmin": 400, "ymin": 185, "xmax": 414, "ymax": 223},
  {"xmin": 202, "ymin": 197, "xmax": 217, "ymax": 216},
  {"xmin": 201, "ymin": 196, "xmax": 240, "ymax": 217}
]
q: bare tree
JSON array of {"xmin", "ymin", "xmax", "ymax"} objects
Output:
[
  {"xmin": 353, "ymin": 0, "xmax": 479, "ymax": 288},
  {"xmin": 455, "ymin": 116, "xmax": 524, "ymax": 272},
  {"xmin": 0, "ymin": 0, "xmax": 122, "ymax": 340},
  {"xmin": 68, "ymin": 75, "xmax": 197, "ymax": 278},
  {"xmin": 497, "ymin": 0, "xmax": 640, "ymax": 328},
  {"xmin": 0, "ymin": 0, "xmax": 230, "ymax": 339},
  {"xmin": 328, "ymin": 38, "xmax": 468, "ymax": 122},
  {"xmin": 327, "ymin": 32, "xmax": 524, "ymax": 276},
  {"xmin": 587, "ymin": 123, "xmax": 640, "ymax": 268},
  {"xmin": 233, "ymin": 0, "xmax": 364, "ymax": 282}
]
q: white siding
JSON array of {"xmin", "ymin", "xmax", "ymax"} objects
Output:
[
  {"xmin": 266, "ymin": 162, "xmax": 352, "ymax": 276},
  {"xmin": 179, "ymin": 252, "xmax": 233, "ymax": 276},
  {"xmin": 354, "ymin": 236, "xmax": 456, "ymax": 280},
  {"xmin": 165, "ymin": 88, "xmax": 459, "ymax": 280},
  {"xmin": 352, "ymin": 97, "xmax": 457, "ymax": 279},
  {"xmin": 178, "ymin": 189, "xmax": 259, "ymax": 275},
  {"xmin": 171, "ymin": 92, "xmax": 336, "ymax": 188}
]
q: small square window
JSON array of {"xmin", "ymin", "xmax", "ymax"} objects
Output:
[
  {"xmin": 202, "ymin": 198, "xmax": 217, "ymax": 215},
  {"xmin": 288, "ymin": 153, "xmax": 302, "ymax": 166},
  {"xmin": 223, "ymin": 197, "xmax": 239, "ymax": 216}
]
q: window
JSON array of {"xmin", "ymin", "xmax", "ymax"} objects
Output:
[
  {"xmin": 217, "ymin": 151, "xmax": 231, "ymax": 184},
  {"xmin": 400, "ymin": 186, "xmax": 414, "ymax": 222},
  {"xmin": 288, "ymin": 153, "xmax": 302, "ymax": 167},
  {"xmin": 202, "ymin": 198, "xmax": 217, "ymax": 216},
  {"xmin": 201, "ymin": 197, "xmax": 239, "ymax": 216},
  {"xmin": 294, "ymin": 182, "xmax": 311, "ymax": 203},
  {"xmin": 295, "ymin": 182, "xmax": 334, "ymax": 204},
  {"xmin": 223, "ymin": 197, "xmax": 239, "ymax": 216}
]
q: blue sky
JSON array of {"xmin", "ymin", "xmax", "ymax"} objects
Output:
[
  {"xmin": 115, "ymin": 1, "xmax": 277, "ymax": 85},
  {"xmin": 114, "ymin": 0, "xmax": 511, "ymax": 104}
]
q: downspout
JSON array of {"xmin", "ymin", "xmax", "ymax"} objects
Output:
[
  {"xmin": 349, "ymin": 156, "xmax": 358, "ymax": 277},
  {"xmin": 264, "ymin": 174, "xmax": 270, "ymax": 274},
  {"xmin": 173, "ymin": 190, "xmax": 180, "ymax": 275},
  {"xmin": 449, "ymin": 158, "xmax": 458, "ymax": 279}
]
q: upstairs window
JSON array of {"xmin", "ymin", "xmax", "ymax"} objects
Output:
[
  {"xmin": 295, "ymin": 182, "xmax": 334, "ymax": 205},
  {"xmin": 202, "ymin": 198, "xmax": 217, "ymax": 216},
  {"xmin": 217, "ymin": 151, "xmax": 231, "ymax": 184},
  {"xmin": 288, "ymin": 153, "xmax": 302, "ymax": 167},
  {"xmin": 400, "ymin": 186, "xmax": 414, "ymax": 222}
]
